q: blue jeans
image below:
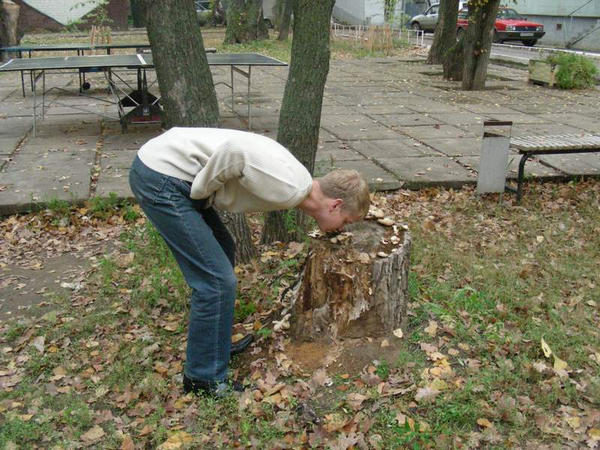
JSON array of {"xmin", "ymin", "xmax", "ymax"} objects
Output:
[{"xmin": 129, "ymin": 156, "xmax": 236, "ymax": 383}]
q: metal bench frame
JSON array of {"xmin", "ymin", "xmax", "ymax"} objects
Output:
[{"xmin": 510, "ymin": 134, "xmax": 600, "ymax": 202}]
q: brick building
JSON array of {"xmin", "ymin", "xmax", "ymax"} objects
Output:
[{"xmin": 14, "ymin": 0, "xmax": 130, "ymax": 33}]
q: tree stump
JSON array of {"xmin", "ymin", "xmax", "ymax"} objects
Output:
[{"xmin": 290, "ymin": 221, "xmax": 411, "ymax": 342}]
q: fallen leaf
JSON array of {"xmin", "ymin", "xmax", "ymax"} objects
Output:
[
  {"xmin": 32, "ymin": 336, "xmax": 45, "ymax": 354},
  {"xmin": 425, "ymin": 321, "xmax": 438, "ymax": 337},
  {"xmin": 589, "ymin": 428, "xmax": 600, "ymax": 441},
  {"xmin": 158, "ymin": 431, "xmax": 194, "ymax": 449},
  {"xmin": 477, "ymin": 418, "xmax": 493, "ymax": 428},
  {"xmin": 415, "ymin": 386, "xmax": 440, "ymax": 403},
  {"xmin": 81, "ymin": 425, "xmax": 105, "ymax": 443},
  {"xmin": 553, "ymin": 355, "xmax": 568, "ymax": 371},
  {"xmin": 346, "ymin": 393, "xmax": 368, "ymax": 410},
  {"xmin": 540, "ymin": 337, "xmax": 552, "ymax": 358},
  {"xmin": 121, "ymin": 436, "xmax": 135, "ymax": 450},
  {"xmin": 566, "ymin": 416, "xmax": 580, "ymax": 430},
  {"xmin": 393, "ymin": 328, "xmax": 403, "ymax": 339}
]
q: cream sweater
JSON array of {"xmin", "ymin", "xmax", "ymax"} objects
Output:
[{"xmin": 137, "ymin": 128, "xmax": 312, "ymax": 213}]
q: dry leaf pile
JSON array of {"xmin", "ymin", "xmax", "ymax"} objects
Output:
[{"xmin": 1, "ymin": 181, "xmax": 599, "ymax": 448}]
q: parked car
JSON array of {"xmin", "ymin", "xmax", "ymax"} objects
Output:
[
  {"xmin": 195, "ymin": 0, "xmax": 212, "ymax": 25},
  {"xmin": 409, "ymin": 2, "xmax": 469, "ymax": 33},
  {"xmin": 456, "ymin": 7, "xmax": 545, "ymax": 46},
  {"xmin": 409, "ymin": 3, "xmax": 439, "ymax": 32}
]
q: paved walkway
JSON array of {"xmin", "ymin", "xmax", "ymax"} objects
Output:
[{"xmin": 1, "ymin": 56, "xmax": 599, "ymax": 215}]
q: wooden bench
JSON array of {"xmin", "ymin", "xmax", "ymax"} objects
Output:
[{"xmin": 510, "ymin": 134, "xmax": 600, "ymax": 202}]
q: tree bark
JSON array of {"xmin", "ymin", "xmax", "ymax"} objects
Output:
[
  {"xmin": 277, "ymin": 0, "xmax": 292, "ymax": 41},
  {"xmin": 143, "ymin": 0, "xmax": 219, "ymax": 128},
  {"xmin": 130, "ymin": 0, "xmax": 146, "ymax": 28},
  {"xmin": 427, "ymin": 0, "xmax": 459, "ymax": 65},
  {"xmin": 218, "ymin": 211, "xmax": 258, "ymax": 264},
  {"xmin": 225, "ymin": 0, "xmax": 269, "ymax": 44},
  {"xmin": 443, "ymin": 35, "xmax": 464, "ymax": 81},
  {"xmin": 461, "ymin": 0, "xmax": 500, "ymax": 90},
  {"xmin": 0, "ymin": 0, "xmax": 20, "ymax": 61},
  {"xmin": 262, "ymin": 0, "xmax": 335, "ymax": 243},
  {"xmin": 289, "ymin": 222, "xmax": 411, "ymax": 341}
]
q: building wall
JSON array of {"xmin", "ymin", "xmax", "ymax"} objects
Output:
[
  {"xmin": 15, "ymin": 0, "xmax": 129, "ymax": 33},
  {"xmin": 508, "ymin": 0, "xmax": 600, "ymax": 18},
  {"xmin": 525, "ymin": 15, "xmax": 600, "ymax": 51},
  {"xmin": 333, "ymin": 0, "xmax": 366, "ymax": 24}
]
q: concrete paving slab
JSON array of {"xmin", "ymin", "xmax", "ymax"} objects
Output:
[
  {"xmin": 483, "ymin": 112, "xmax": 549, "ymax": 125},
  {"xmin": 370, "ymin": 113, "xmax": 442, "ymax": 128},
  {"xmin": 100, "ymin": 149, "xmax": 137, "ymax": 169},
  {"xmin": 377, "ymin": 156, "xmax": 475, "ymax": 189},
  {"xmin": 0, "ymin": 117, "xmax": 32, "ymax": 137},
  {"xmin": 322, "ymin": 115, "xmax": 400, "ymax": 140},
  {"xmin": 102, "ymin": 131, "xmax": 160, "ymax": 150},
  {"xmin": 397, "ymin": 124, "xmax": 478, "ymax": 140},
  {"xmin": 511, "ymin": 123, "xmax": 584, "ymax": 137},
  {"xmin": 425, "ymin": 137, "xmax": 483, "ymax": 157},
  {"xmin": 349, "ymin": 138, "xmax": 440, "ymax": 158},
  {"xmin": 536, "ymin": 113, "xmax": 600, "ymax": 133},
  {"xmin": 538, "ymin": 154, "xmax": 600, "ymax": 176},
  {"xmin": 316, "ymin": 141, "xmax": 367, "ymax": 162},
  {"xmin": 355, "ymin": 104, "xmax": 417, "ymax": 115},
  {"xmin": 0, "ymin": 148, "xmax": 93, "ymax": 214},
  {"xmin": 457, "ymin": 155, "xmax": 562, "ymax": 180},
  {"xmin": 460, "ymin": 104, "xmax": 522, "ymax": 115},
  {"xmin": 428, "ymin": 112, "xmax": 487, "ymax": 126},
  {"xmin": 314, "ymin": 158, "xmax": 401, "ymax": 191},
  {"xmin": 95, "ymin": 167, "xmax": 132, "ymax": 198},
  {"xmin": 0, "ymin": 136, "xmax": 24, "ymax": 157}
]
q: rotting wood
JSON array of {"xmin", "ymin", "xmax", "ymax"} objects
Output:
[{"xmin": 289, "ymin": 220, "xmax": 411, "ymax": 342}]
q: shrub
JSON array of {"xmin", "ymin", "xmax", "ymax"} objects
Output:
[{"xmin": 546, "ymin": 52, "xmax": 598, "ymax": 89}]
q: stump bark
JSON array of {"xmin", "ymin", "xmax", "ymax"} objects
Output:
[{"xmin": 290, "ymin": 221, "xmax": 411, "ymax": 341}]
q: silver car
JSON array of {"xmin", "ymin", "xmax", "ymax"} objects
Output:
[{"xmin": 409, "ymin": 4, "xmax": 439, "ymax": 32}]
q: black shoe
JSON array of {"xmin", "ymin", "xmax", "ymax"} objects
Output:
[
  {"xmin": 183, "ymin": 374, "xmax": 245, "ymax": 397},
  {"xmin": 230, "ymin": 334, "xmax": 254, "ymax": 356}
]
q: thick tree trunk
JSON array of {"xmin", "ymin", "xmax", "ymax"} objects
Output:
[
  {"xmin": 218, "ymin": 211, "xmax": 258, "ymax": 264},
  {"xmin": 289, "ymin": 222, "xmax": 411, "ymax": 341},
  {"xmin": 225, "ymin": 0, "xmax": 269, "ymax": 44},
  {"xmin": 262, "ymin": 0, "xmax": 334, "ymax": 243},
  {"xmin": 130, "ymin": 0, "xmax": 146, "ymax": 27},
  {"xmin": 277, "ymin": 0, "xmax": 292, "ymax": 41},
  {"xmin": 427, "ymin": 0, "xmax": 459, "ymax": 65},
  {"xmin": 143, "ymin": 0, "xmax": 219, "ymax": 128},
  {"xmin": 461, "ymin": 0, "xmax": 500, "ymax": 90},
  {"xmin": 211, "ymin": 0, "xmax": 226, "ymax": 26},
  {"xmin": 443, "ymin": 35, "xmax": 464, "ymax": 81},
  {"xmin": 0, "ymin": 0, "xmax": 20, "ymax": 61}
]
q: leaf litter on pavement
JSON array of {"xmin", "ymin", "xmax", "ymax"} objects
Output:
[{"xmin": 1, "ymin": 180, "xmax": 599, "ymax": 448}]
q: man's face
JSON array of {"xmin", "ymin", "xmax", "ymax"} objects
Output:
[{"xmin": 314, "ymin": 199, "xmax": 361, "ymax": 232}]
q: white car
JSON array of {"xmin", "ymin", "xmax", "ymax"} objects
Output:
[
  {"xmin": 409, "ymin": 3, "xmax": 439, "ymax": 32},
  {"xmin": 409, "ymin": 2, "xmax": 468, "ymax": 33}
]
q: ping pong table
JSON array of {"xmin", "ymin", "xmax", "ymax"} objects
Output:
[
  {"xmin": 1, "ymin": 44, "xmax": 218, "ymax": 95},
  {"xmin": 0, "ymin": 53, "xmax": 287, "ymax": 135},
  {"xmin": 0, "ymin": 43, "xmax": 153, "ymax": 96}
]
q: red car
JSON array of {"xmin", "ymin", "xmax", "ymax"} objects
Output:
[{"xmin": 457, "ymin": 7, "xmax": 545, "ymax": 47}]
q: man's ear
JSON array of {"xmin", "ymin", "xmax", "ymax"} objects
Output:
[{"xmin": 331, "ymin": 198, "xmax": 344, "ymax": 211}]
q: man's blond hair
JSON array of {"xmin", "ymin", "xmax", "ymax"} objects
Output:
[{"xmin": 316, "ymin": 169, "xmax": 370, "ymax": 217}]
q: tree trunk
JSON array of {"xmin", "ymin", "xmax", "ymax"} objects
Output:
[
  {"xmin": 427, "ymin": 0, "xmax": 459, "ymax": 65},
  {"xmin": 461, "ymin": 0, "xmax": 500, "ymax": 90},
  {"xmin": 218, "ymin": 211, "xmax": 258, "ymax": 264},
  {"xmin": 225, "ymin": 0, "xmax": 269, "ymax": 44},
  {"xmin": 262, "ymin": 0, "xmax": 335, "ymax": 243},
  {"xmin": 211, "ymin": 0, "xmax": 226, "ymax": 26},
  {"xmin": 443, "ymin": 35, "xmax": 464, "ymax": 81},
  {"xmin": 143, "ymin": 0, "xmax": 219, "ymax": 128},
  {"xmin": 143, "ymin": 1, "xmax": 256, "ymax": 259},
  {"xmin": 289, "ymin": 222, "xmax": 411, "ymax": 341},
  {"xmin": 130, "ymin": 0, "xmax": 146, "ymax": 27},
  {"xmin": 277, "ymin": 0, "xmax": 292, "ymax": 41},
  {"xmin": 0, "ymin": 0, "xmax": 20, "ymax": 61}
]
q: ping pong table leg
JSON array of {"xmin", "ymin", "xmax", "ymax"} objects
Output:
[
  {"xmin": 247, "ymin": 65, "xmax": 251, "ymax": 130},
  {"xmin": 21, "ymin": 70, "xmax": 26, "ymax": 97},
  {"xmin": 230, "ymin": 66, "xmax": 234, "ymax": 116}
]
